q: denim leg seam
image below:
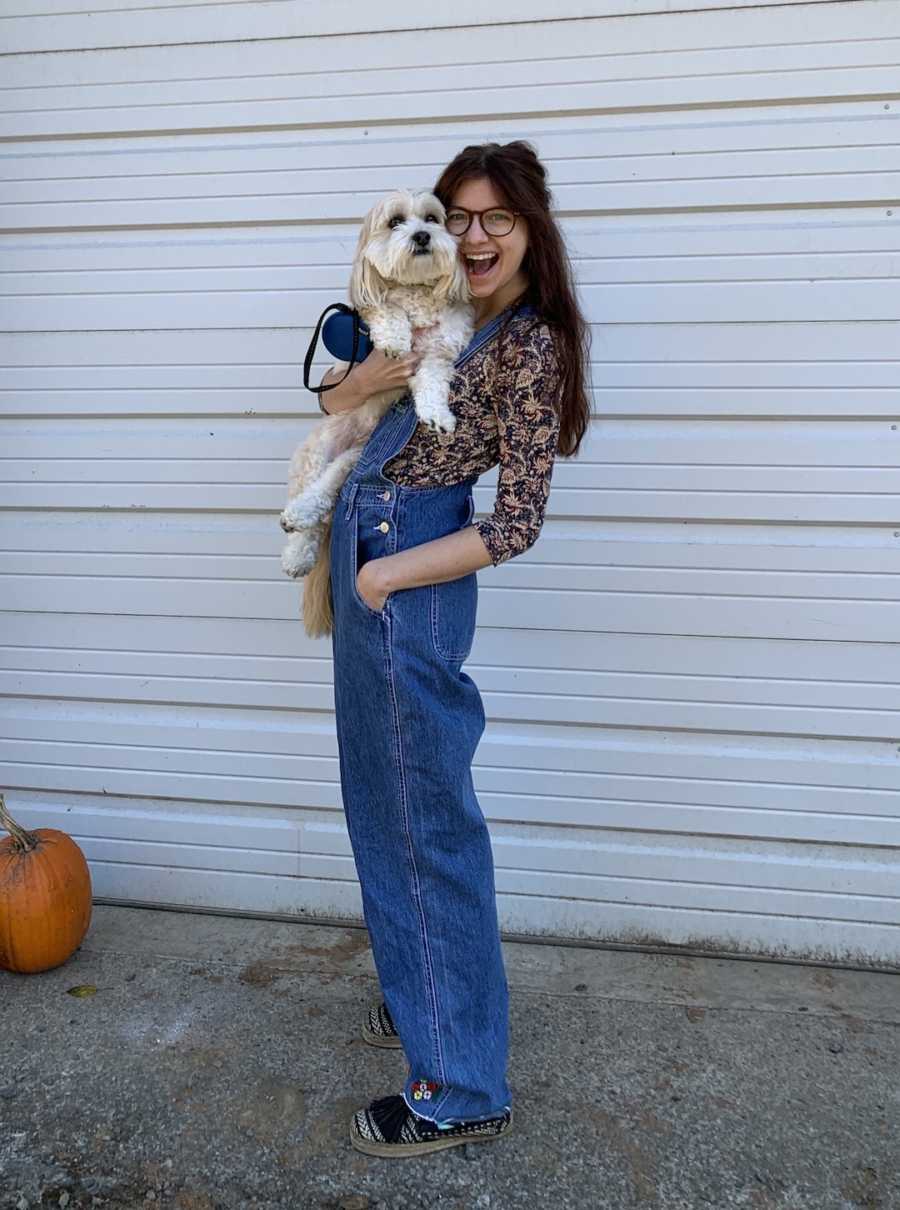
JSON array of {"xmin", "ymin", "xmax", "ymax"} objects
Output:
[
  {"xmin": 429, "ymin": 1083, "xmax": 454, "ymax": 1121},
  {"xmin": 382, "ymin": 610, "xmax": 448, "ymax": 1090}
]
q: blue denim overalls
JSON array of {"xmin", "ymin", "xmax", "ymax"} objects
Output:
[{"xmin": 329, "ymin": 308, "xmax": 528, "ymax": 1126}]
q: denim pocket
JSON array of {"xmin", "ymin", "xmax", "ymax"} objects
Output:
[
  {"xmin": 351, "ymin": 506, "xmax": 390, "ymax": 619},
  {"xmin": 429, "ymin": 493, "xmax": 478, "ymax": 663}
]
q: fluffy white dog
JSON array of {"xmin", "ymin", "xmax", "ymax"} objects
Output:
[{"xmin": 279, "ymin": 189, "xmax": 474, "ymax": 638}]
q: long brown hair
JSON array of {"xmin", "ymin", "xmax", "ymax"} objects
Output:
[{"xmin": 433, "ymin": 140, "xmax": 591, "ymax": 458}]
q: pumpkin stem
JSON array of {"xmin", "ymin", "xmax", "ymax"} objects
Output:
[{"xmin": 0, "ymin": 792, "xmax": 38, "ymax": 853}]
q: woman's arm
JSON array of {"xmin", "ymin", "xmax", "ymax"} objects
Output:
[
  {"xmin": 470, "ymin": 322, "xmax": 562, "ymax": 566},
  {"xmin": 358, "ymin": 321, "xmax": 562, "ymax": 608},
  {"xmin": 361, "ymin": 525, "xmax": 494, "ymax": 604},
  {"xmin": 317, "ymin": 350, "xmax": 421, "ymax": 414}
]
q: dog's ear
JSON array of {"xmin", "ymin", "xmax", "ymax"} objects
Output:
[
  {"xmin": 434, "ymin": 253, "xmax": 470, "ymax": 306},
  {"xmin": 349, "ymin": 205, "xmax": 388, "ymax": 309},
  {"xmin": 350, "ymin": 253, "xmax": 388, "ymax": 309}
]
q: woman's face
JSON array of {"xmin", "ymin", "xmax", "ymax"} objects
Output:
[{"xmin": 449, "ymin": 176, "xmax": 529, "ymax": 305}]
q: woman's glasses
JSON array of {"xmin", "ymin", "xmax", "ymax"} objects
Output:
[{"xmin": 445, "ymin": 207, "xmax": 520, "ymax": 237}]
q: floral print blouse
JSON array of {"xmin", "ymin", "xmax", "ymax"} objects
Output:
[{"xmin": 381, "ymin": 309, "xmax": 562, "ymax": 566}]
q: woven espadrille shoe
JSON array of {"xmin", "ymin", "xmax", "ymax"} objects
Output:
[
  {"xmin": 349, "ymin": 1093, "xmax": 513, "ymax": 1157},
  {"xmin": 362, "ymin": 1001, "xmax": 403, "ymax": 1049}
]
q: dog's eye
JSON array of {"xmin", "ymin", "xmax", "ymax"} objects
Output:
[
  {"xmin": 424, "ymin": 214, "xmax": 440, "ymax": 223},
  {"xmin": 388, "ymin": 215, "xmax": 405, "ymax": 229}
]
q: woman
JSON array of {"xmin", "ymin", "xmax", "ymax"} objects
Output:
[{"xmin": 319, "ymin": 140, "xmax": 591, "ymax": 1157}]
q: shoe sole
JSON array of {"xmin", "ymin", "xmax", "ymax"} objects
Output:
[
  {"xmin": 361, "ymin": 1024, "xmax": 403, "ymax": 1049},
  {"xmin": 349, "ymin": 1115, "xmax": 513, "ymax": 1157}
]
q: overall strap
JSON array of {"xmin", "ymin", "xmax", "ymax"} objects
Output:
[
  {"xmin": 351, "ymin": 395, "xmax": 419, "ymax": 480},
  {"xmin": 341, "ymin": 301, "xmax": 538, "ymax": 505},
  {"xmin": 454, "ymin": 301, "xmax": 537, "ymax": 370}
]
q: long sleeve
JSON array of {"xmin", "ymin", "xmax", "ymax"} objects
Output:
[{"xmin": 472, "ymin": 321, "xmax": 562, "ymax": 567}]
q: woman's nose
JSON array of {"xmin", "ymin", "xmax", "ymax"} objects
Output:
[{"xmin": 466, "ymin": 215, "xmax": 490, "ymax": 242}]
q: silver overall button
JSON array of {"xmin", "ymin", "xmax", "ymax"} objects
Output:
[
  {"xmin": 381, "ymin": 490, "xmax": 391, "ymax": 501},
  {"xmin": 378, "ymin": 521, "xmax": 390, "ymax": 533}
]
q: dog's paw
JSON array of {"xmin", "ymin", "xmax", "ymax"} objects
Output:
[
  {"xmin": 425, "ymin": 415, "xmax": 456, "ymax": 436},
  {"xmin": 281, "ymin": 541, "xmax": 319, "ymax": 579},
  {"xmin": 281, "ymin": 493, "xmax": 334, "ymax": 531},
  {"xmin": 416, "ymin": 400, "xmax": 457, "ymax": 436},
  {"xmin": 280, "ymin": 507, "xmax": 299, "ymax": 533}
]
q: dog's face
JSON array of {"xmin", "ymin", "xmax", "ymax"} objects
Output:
[{"xmin": 350, "ymin": 189, "xmax": 469, "ymax": 308}]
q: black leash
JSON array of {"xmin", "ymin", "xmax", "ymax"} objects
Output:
[{"xmin": 302, "ymin": 303, "xmax": 365, "ymax": 394}]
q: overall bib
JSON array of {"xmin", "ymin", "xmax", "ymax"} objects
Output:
[{"xmin": 330, "ymin": 311, "xmax": 519, "ymax": 1126}]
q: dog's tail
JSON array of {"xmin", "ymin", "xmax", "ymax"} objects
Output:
[{"xmin": 301, "ymin": 512, "xmax": 335, "ymax": 638}]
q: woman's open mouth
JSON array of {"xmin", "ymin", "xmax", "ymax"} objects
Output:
[{"xmin": 464, "ymin": 252, "xmax": 499, "ymax": 278}]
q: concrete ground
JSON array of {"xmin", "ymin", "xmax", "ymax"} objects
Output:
[{"xmin": 1, "ymin": 906, "xmax": 898, "ymax": 1210}]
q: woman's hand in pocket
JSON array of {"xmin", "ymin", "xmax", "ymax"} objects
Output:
[{"xmin": 357, "ymin": 558, "xmax": 393, "ymax": 613}]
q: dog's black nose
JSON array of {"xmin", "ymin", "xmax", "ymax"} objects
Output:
[{"xmin": 412, "ymin": 230, "xmax": 431, "ymax": 248}]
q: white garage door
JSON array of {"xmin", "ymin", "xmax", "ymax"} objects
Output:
[{"xmin": 2, "ymin": 0, "xmax": 898, "ymax": 966}]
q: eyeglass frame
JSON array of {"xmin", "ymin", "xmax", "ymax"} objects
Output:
[{"xmin": 444, "ymin": 206, "xmax": 523, "ymax": 237}]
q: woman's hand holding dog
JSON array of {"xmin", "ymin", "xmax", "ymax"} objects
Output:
[
  {"xmin": 357, "ymin": 348, "xmax": 422, "ymax": 394},
  {"xmin": 319, "ymin": 348, "xmax": 421, "ymax": 414}
]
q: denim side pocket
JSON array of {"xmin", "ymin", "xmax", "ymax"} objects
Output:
[
  {"xmin": 429, "ymin": 494, "xmax": 478, "ymax": 663},
  {"xmin": 351, "ymin": 506, "xmax": 390, "ymax": 620}
]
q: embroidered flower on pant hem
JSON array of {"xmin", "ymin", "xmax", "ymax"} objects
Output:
[{"xmin": 411, "ymin": 1078, "xmax": 440, "ymax": 1101}]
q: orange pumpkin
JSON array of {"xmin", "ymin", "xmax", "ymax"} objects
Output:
[{"xmin": 0, "ymin": 791, "xmax": 92, "ymax": 974}]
